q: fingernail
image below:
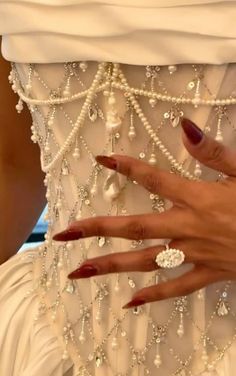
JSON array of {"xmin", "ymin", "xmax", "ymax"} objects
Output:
[
  {"xmin": 122, "ymin": 297, "xmax": 146, "ymax": 309},
  {"xmin": 52, "ymin": 229, "xmax": 83, "ymax": 241},
  {"xmin": 181, "ymin": 118, "xmax": 203, "ymax": 145},
  {"xmin": 68, "ymin": 264, "xmax": 98, "ymax": 279},
  {"xmin": 95, "ymin": 155, "xmax": 118, "ymax": 169}
]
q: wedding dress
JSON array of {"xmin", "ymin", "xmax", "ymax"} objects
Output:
[{"xmin": 1, "ymin": 60, "xmax": 236, "ymax": 376}]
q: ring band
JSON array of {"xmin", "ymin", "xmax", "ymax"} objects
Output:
[{"xmin": 155, "ymin": 244, "xmax": 185, "ymax": 269}]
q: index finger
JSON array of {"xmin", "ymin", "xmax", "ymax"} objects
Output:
[{"xmin": 96, "ymin": 154, "xmax": 202, "ymax": 206}]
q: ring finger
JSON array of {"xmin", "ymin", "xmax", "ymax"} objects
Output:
[{"xmin": 67, "ymin": 239, "xmax": 206, "ymax": 279}]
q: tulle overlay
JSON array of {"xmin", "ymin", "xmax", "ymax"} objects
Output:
[{"xmin": 1, "ymin": 61, "xmax": 236, "ymax": 375}]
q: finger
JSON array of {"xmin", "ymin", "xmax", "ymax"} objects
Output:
[
  {"xmin": 67, "ymin": 240, "xmax": 201, "ymax": 279},
  {"xmin": 95, "ymin": 154, "xmax": 201, "ymax": 206},
  {"xmin": 53, "ymin": 206, "xmax": 198, "ymax": 241},
  {"xmin": 181, "ymin": 118, "xmax": 236, "ymax": 177},
  {"xmin": 123, "ymin": 266, "xmax": 227, "ymax": 308}
]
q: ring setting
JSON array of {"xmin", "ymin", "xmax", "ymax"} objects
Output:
[{"xmin": 155, "ymin": 244, "xmax": 185, "ymax": 269}]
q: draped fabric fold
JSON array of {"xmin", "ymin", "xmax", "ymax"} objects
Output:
[{"xmin": 0, "ymin": 1, "xmax": 236, "ymax": 64}]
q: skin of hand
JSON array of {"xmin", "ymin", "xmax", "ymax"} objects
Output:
[{"xmin": 52, "ymin": 117, "xmax": 236, "ymax": 309}]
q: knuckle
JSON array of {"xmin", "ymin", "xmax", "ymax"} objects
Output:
[
  {"xmin": 124, "ymin": 162, "xmax": 135, "ymax": 180},
  {"xmin": 143, "ymin": 172, "xmax": 159, "ymax": 192},
  {"xmin": 207, "ymin": 143, "xmax": 225, "ymax": 163},
  {"xmin": 155, "ymin": 287, "xmax": 168, "ymax": 300},
  {"xmin": 126, "ymin": 220, "xmax": 147, "ymax": 240},
  {"xmin": 106, "ymin": 257, "xmax": 118, "ymax": 273},
  {"xmin": 142, "ymin": 248, "xmax": 158, "ymax": 270},
  {"xmin": 92, "ymin": 219, "xmax": 105, "ymax": 236}
]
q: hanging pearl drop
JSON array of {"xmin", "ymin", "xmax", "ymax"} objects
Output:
[
  {"xmin": 114, "ymin": 280, "xmax": 120, "ymax": 293},
  {"xmin": 108, "ymin": 93, "xmax": 116, "ymax": 105},
  {"xmin": 194, "ymin": 161, "xmax": 202, "ymax": 178},
  {"xmin": 73, "ymin": 147, "xmax": 80, "ymax": 159},
  {"xmin": 79, "ymin": 332, "xmax": 86, "ymax": 343},
  {"xmin": 215, "ymin": 130, "xmax": 223, "ymax": 142},
  {"xmin": 62, "ymin": 350, "xmax": 69, "ymax": 360},
  {"xmin": 91, "ymin": 184, "xmax": 98, "ymax": 196},
  {"xmin": 168, "ymin": 65, "xmax": 177, "ymax": 74},
  {"xmin": 154, "ymin": 354, "xmax": 162, "ymax": 367},
  {"xmin": 103, "ymin": 172, "xmax": 121, "ymax": 202},
  {"xmin": 105, "ymin": 115, "xmax": 122, "ymax": 134},
  {"xmin": 177, "ymin": 325, "xmax": 184, "ymax": 338},
  {"xmin": 148, "ymin": 153, "xmax": 157, "ymax": 166},
  {"xmin": 79, "ymin": 61, "xmax": 88, "ymax": 72},
  {"xmin": 149, "ymin": 98, "xmax": 157, "ymax": 107},
  {"xmin": 16, "ymin": 98, "xmax": 24, "ymax": 113},
  {"xmin": 57, "ymin": 259, "xmax": 63, "ymax": 268},
  {"xmin": 128, "ymin": 127, "xmax": 136, "ymax": 141}
]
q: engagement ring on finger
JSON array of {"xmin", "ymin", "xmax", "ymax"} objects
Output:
[{"xmin": 155, "ymin": 244, "xmax": 185, "ymax": 269}]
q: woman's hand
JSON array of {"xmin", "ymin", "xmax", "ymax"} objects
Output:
[{"xmin": 52, "ymin": 118, "xmax": 236, "ymax": 309}]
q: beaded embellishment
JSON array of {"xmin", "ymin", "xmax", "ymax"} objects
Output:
[{"xmin": 9, "ymin": 60, "xmax": 236, "ymax": 376}]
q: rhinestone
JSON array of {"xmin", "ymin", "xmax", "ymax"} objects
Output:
[
  {"xmin": 187, "ymin": 81, "xmax": 195, "ymax": 90},
  {"xmin": 115, "ymin": 132, "xmax": 120, "ymax": 139},
  {"xmin": 164, "ymin": 112, "xmax": 170, "ymax": 119},
  {"xmin": 88, "ymin": 105, "xmax": 98, "ymax": 122},
  {"xmin": 128, "ymin": 278, "xmax": 136, "ymax": 288},
  {"xmin": 121, "ymin": 330, "xmax": 127, "ymax": 337},
  {"xmin": 65, "ymin": 280, "xmax": 75, "ymax": 294},
  {"xmin": 95, "ymin": 354, "xmax": 103, "ymax": 367},
  {"xmin": 217, "ymin": 301, "xmax": 229, "ymax": 316},
  {"xmin": 98, "ymin": 236, "xmax": 106, "ymax": 247},
  {"xmin": 139, "ymin": 152, "xmax": 145, "ymax": 159}
]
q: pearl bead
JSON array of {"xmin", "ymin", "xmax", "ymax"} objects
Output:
[
  {"xmin": 108, "ymin": 95, "xmax": 116, "ymax": 105},
  {"xmin": 62, "ymin": 351, "xmax": 69, "ymax": 360},
  {"xmin": 149, "ymin": 98, "xmax": 157, "ymax": 107},
  {"xmin": 66, "ymin": 242, "xmax": 73, "ymax": 250},
  {"xmin": 79, "ymin": 333, "xmax": 86, "ymax": 343},
  {"xmin": 128, "ymin": 130, "xmax": 136, "ymax": 140}
]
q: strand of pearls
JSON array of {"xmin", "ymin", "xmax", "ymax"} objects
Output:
[
  {"xmin": 10, "ymin": 62, "xmax": 236, "ymax": 108},
  {"xmin": 115, "ymin": 64, "xmax": 196, "ymax": 180},
  {"xmin": 41, "ymin": 62, "xmax": 107, "ymax": 172},
  {"xmin": 111, "ymin": 80, "xmax": 236, "ymax": 107}
]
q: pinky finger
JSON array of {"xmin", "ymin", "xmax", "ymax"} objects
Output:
[{"xmin": 122, "ymin": 266, "xmax": 227, "ymax": 308}]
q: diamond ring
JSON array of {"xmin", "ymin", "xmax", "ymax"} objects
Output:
[{"xmin": 155, "ymin": 244, "xmax": 185, "ymax": 269}]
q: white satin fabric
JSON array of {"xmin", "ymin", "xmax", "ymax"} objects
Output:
[{"xmin": 1, "ymin": 1, "xmax": 236, "ymax": 64}]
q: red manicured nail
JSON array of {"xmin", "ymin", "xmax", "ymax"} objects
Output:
[
  {"xmin": 181, "ymin": 118, "xmax": 203, "ymax": 145},
  {"xmin": 122, "ymin": 297, "xmax": 146, "ymax": 309},
  {"xmin": 68, "ymin": 264, "xmax": 98, "ymax": 279},
  {"xmin": 95, "ymin": 155, "xmax": 118, "ymax": 169},
  {"xmin": 52, "ymin": 229, "xmax": 83, "ymax": 241}
]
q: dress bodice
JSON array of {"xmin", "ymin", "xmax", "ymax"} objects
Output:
[{"xmin": 9, "ymin": 60, "xmax": 236, "ymax": 375}]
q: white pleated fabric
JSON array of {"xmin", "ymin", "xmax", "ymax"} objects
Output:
[
  {"xmin": 0, "ymin": 248, "xmax": 73, "ymax": 375},
  {"xmin": 1, "ymin": 60, "xmax": 236, "ymax": 375},
  {"xmin": 1, "ymin": 0, "xmax": 236, "ymax": 64}
]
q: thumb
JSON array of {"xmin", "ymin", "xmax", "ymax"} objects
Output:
[{"xmin": 181, "ymin": 117, "xmax": 236, "ymax": 177}]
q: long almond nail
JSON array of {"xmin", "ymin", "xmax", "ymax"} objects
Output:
[
  {"xmin": 68, "ymin": 265, "xmax": 98, "ymax": 279},
  {"xmin": 181, "ymin": 118, "xmax": 203, "ymax": 145},
  {"xmin": 52, "ymin": 229, "xmax": 83, "ymax": 241},
  {"xmin": 95, "ymin": 155, "xmax": 118, "ymax": 169},
  {"xmin": 122, "ymin": 298, "xmax": 146, "ymax": 309}
]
